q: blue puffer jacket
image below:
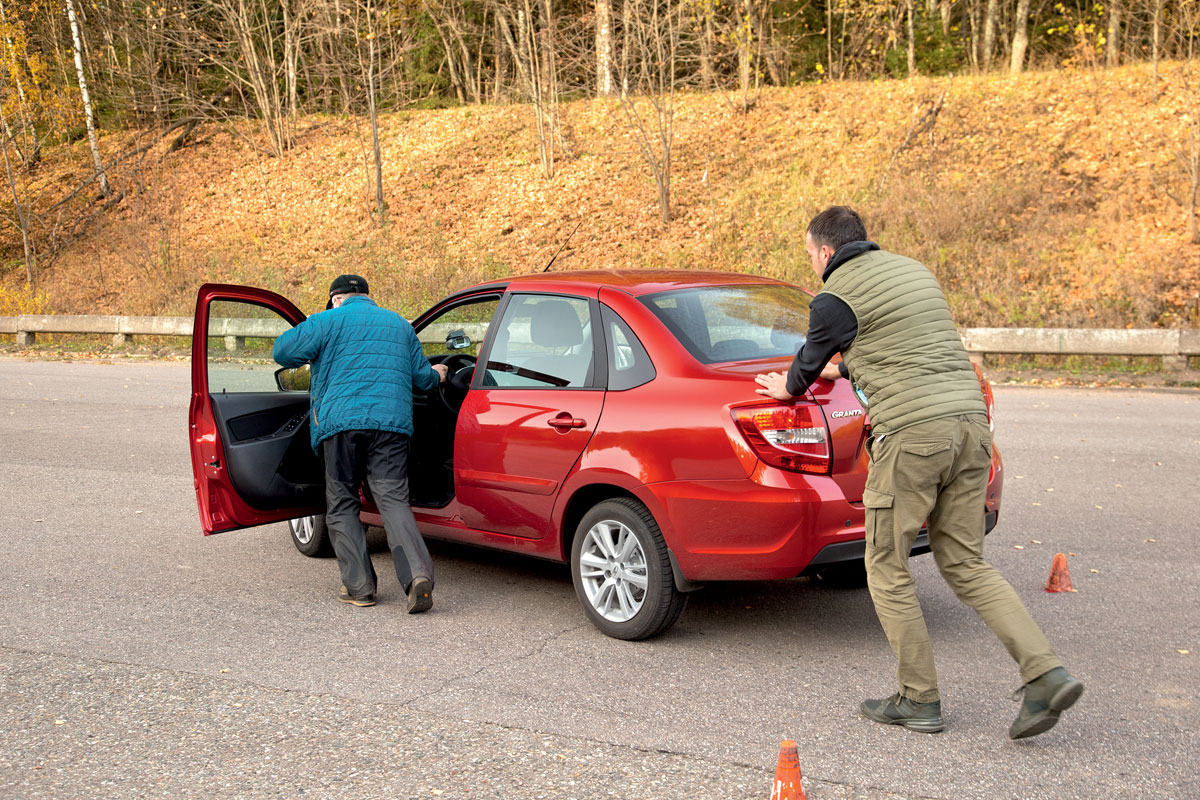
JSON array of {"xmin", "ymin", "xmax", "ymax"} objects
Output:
[{"xmin": 273, "ymin": 295, "xmax": 440, "ymax": 452}]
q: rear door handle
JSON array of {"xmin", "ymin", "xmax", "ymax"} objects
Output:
[{"xmin": 547, "ymin": 414, "xmax": 586, "ymax": 430}]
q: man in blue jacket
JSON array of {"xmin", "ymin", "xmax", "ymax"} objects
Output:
[{"xmin": 273, "ymin": 274, "xmax": 447, "ymax": 612}]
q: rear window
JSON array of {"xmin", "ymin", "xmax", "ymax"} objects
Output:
[{"xmin": 640, "ymin": 285, "xmax": 811, "ymax": 364}]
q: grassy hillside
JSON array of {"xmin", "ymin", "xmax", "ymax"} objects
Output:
[{"xmin": 3, "ymin": 62, "xmax": 1198, "ymax": 329}]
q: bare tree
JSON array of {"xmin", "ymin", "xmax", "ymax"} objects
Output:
[
  {"xmin": 1150, "ymin": 0, "xmax": 1164, "ymax": 85},
  {"xmin": 620, "ymin": 0, "xmax": 681, "ymax": 224},
  {"xmin": 0, "ymin": 0, "xmax": 40, "ymax": 168},
  {"xmin": 495, "ymin": 0, "xmax": 567, "ymax": 178},
  {"xmin": 1164, "ymin": 70, "xmax": 1200, "ymax": 244},
  {"xmin": 0, "ymin": 81, "xmax": 35, "ymax": 284},
  {"xmin": 66, "ymin": 0, "xmax": 111, "ymax": 196},
  {"xmin": 361, "ymin": 0, "xmax": 386, "ymax": 226}
]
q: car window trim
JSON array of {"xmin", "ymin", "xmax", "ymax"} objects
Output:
[{"xmin": 471, "ymin": 292, "xmax": 607, "ymax": 391}]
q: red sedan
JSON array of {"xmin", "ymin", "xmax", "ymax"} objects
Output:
[{"xmin": 189, "ymin": 271, "xmax": 1002, "ymax": 639}]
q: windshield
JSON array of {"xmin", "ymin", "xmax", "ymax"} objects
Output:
[{"xmin": 640, "ymin": 284, "xmax": 811, "ymax": 364}]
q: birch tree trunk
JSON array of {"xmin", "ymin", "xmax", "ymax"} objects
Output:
[
  {"xmin": 66, "ymin": 0, "xmax": 111, "ymax": 197},
  {"xmin": 595, "ymin": 0, "xmax": 614, "ymax": 95},
  {"xmin": 982, "ymin": 0, "xmax": 998, "ymax": 70},
  {"xmin": 1010, "ymin": 0, "xmax": 1032, "ymax": 75}
]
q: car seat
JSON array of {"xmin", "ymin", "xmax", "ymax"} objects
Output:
[{"xmin": 521, "ymin": 299, "xmax": 592, "ymax": 387}]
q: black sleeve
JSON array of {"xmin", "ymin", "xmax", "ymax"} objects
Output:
[{"xmin": 784, "ymin": 294, "xmax": 858, "ymax": 397}]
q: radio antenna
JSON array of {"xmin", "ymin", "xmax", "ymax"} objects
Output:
[{"xmin": 542, "ymin": 219, "xmax": 583, "ymax": 272}]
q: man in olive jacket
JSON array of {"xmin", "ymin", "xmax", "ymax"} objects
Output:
[
  {"xmin": 274, "ymin": 274, "xmax": 447, "ymax": 612},
  {"xmin": 755, "ymin": 207, "xmax": 1082, "ymax": 739}
]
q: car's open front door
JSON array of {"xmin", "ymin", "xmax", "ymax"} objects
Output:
[{"xmin": 189, "ymin": 284, "xmax": 324, "ymax": 534}]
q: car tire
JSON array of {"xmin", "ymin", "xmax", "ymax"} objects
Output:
[
  {"xmin": 570, "ymin": 498, "xmax": 687, "ymax": 641},
  {"xmin": 288, "ymin": 515, "xmax": 333, "ymax": 558}
]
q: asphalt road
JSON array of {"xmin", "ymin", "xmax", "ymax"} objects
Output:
[{"xmin": 1, "ymin": 357, "xmax": 1196, "ymax": 800}]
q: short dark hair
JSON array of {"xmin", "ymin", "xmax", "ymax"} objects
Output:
[{"xmin": 807, "ymin": 206, "xmax": 868, "ymax": 251}]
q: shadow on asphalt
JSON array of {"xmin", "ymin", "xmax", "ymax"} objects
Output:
[{"xmin": 360, "ymin": 527, "xmax": 881, "ymax": 646}]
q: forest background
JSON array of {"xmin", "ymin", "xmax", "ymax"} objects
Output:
[{"xmin": 1, "ymin": 0, "xmax": 1199, "ymax": 333}]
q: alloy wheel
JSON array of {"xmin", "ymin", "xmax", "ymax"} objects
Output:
[
  {"xmin": 289, "ymin": 516, "xmax": 317, "ymax": 546},
  {"xmin": 577, "ymin": 519, "xmax": 649, "ymax": 622}
]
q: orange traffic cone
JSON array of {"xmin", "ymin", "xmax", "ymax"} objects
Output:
[
  {"xmin": 1045, "ymin": 553, "xmax": 1077, "ymax": 593},
  {"xmin": 770, "ymin": 739, "xmax": 806, "ymax": 800}
]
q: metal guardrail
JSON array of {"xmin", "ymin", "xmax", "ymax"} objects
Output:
[{"xmin": 0, "ymin": 315, "xmax": 1196, "ymax": 368}]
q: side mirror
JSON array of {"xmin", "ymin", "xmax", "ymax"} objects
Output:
[
  {"xmin": 446, "ymin": 328, "xmax": 472, "ymax": 351},
  {"xmin": 275, "ymin": 364, "xmax": 311, "ymax": 392}
]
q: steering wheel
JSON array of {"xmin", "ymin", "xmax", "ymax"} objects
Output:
[{"xmin": 437, "ymin": 353, "xmax": 477, "ymax": 413}]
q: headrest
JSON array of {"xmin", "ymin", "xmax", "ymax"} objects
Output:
[{"xmin": 529, "ymin": 300, "xmax": 583, "ymax": 347}]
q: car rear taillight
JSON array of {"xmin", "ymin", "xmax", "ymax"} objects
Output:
[
  {"xmin": 973, "ymin": 363, "xmax": 995, "ymax": 431},
  {"xmin": 732, "ymin": 403, "xmax": 831, "ymax": 474}
]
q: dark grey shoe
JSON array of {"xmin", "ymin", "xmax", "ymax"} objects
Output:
[
  {"xmin": 406, "ymin": 577, "xmax": 433, "ymax": 614},
  {"xmin": 338, "ymin": 585, "xmax": 376, "ymax": 607},
  {"xmin": 1009, "ymin": 667, "xmax": 1084, "ymax": 740},
  {"xmin": 861, "ymin": 694, "xmax": 945, "ymax": 733}
]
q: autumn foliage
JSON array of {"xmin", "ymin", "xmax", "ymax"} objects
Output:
[{"xmin": 2, "ymin": 62, "xmax": 1198, "ymax": 328}]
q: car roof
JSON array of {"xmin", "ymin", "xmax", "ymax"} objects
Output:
[{"xmin": 469, "ymin": 269, "xmax": 797, "ymax": 298}]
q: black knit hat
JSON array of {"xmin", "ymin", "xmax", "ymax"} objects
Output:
[{"xmin": 326, "ymin": 274, "xmax": 369, "ymax": 309}]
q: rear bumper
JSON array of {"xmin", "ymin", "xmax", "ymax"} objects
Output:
[
  {"xmin": 645, "ymin": 467, "xmax": 1002, "ymax": 582},
  {"xmin": 801, "ymin": 510, "xmax": 1000, "ymax": 573}
]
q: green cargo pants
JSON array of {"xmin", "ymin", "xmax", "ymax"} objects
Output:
[{"xmin": 863, "ymin": 414, "xmax": 1061, "ymax": 703}]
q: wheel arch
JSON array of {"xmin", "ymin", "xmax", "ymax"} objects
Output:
[{"xmin": 558, "ymin": 482, "xmax": 641, "ymax": 562}]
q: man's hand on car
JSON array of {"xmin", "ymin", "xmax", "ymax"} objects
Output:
[
  {"xmin": 432, "ymin": 364, "xmax": 449, "ymax": 382},
  {"xmin": 754, "ymin": 371, "xmax": 794, "ymax": 401}
]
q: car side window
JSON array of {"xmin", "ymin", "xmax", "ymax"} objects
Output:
[
  {"xmin": 207, "ymin": 300, "xmax": 294, "ymax": 393},
  {"xmin": 485, "ymin": 295, "xmax": 595, "ymax": 388},
  {"xmin": 415, "ymin": 297, "xmax": 501, "ymax": 360},
  {"xmin": 602, "ymin": 305, "xmax": 655, "ymax": 391}
]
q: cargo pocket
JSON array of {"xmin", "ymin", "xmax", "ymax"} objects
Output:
[
  {"xmin": 863, "ymin": 487, "xmax": 895, "ymax": 552},
  {"xmin": 899, "ymin": 439, "xmax": 952, "ymax": 458},
  {"xmin": 898, "ymin": 439, "xmax": 953, "ymax": 487}
]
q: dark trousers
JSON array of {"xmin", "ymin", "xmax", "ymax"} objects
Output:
[{"xmin": 321, "ymin": 430, "xmax": 434, "ymax": 598}]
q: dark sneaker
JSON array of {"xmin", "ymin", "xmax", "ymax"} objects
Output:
[
  {"xmin": 1009, "ymin": 667, "xmax": 1084, "ymax": 740},
  {"xmin": 338, "ymin": 585, "xmax": 376, "ymax": 607},
  {"xmin": 406, "ymin": 577, "xmax": 433, "ymax": 614},
  {"xmin": 861, "ymin": 694, "xmax": 945, "ymax": 733}
]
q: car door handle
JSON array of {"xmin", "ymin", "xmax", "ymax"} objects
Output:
[{"xmin": 547, "ymin": 415, "xmax": 586, "ymax": 430}]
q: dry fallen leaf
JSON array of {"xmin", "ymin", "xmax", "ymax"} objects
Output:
[
  {"xmin": 1179, "ymin": 650, "xmax": 1191, "ymax": 655},
  {"xmin": 1030, "ymin": 539, "xmax": 1042, "ymax": 544},
  {"xmin": 1089, "ymin": 569, "xmax": 1099, "ymax": 574},
  {"xmin": 1032, "ymin": 502, "xmax": 1042, "ymax": 506},
  {"xmin": 1014, "ymin": 545, "xmax": 1025, "ymax": 550},
  {"xmin": 1146, "ymin": 539, "xmax": 1157, "ymax": 543}
]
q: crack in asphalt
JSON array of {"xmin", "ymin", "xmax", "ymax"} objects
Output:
[{"xmin": 392, "ymin": 620, "xmax": 591, "ymax": 709}]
